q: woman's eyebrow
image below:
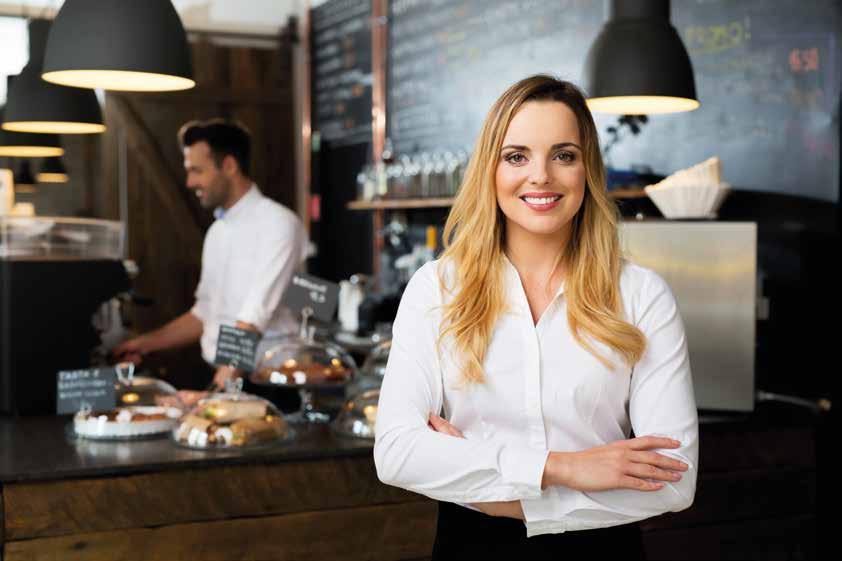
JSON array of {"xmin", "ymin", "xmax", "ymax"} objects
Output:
[{"xmin": 500, "ymin": 142, "xmax": 582, "ymax": 151}]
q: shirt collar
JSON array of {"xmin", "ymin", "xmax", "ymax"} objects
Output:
[
  {"xmin": 502, "ymin": 252, "xmax": 566, "ymax": 297},
  {"xmin": 214, "ymin": 183, "xmax": 260, "ymax": 221}
]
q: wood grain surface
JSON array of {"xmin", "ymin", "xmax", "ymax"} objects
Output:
[{"xmin": 4, "ymin": 501, "xmax": 437, "ymax": 561}]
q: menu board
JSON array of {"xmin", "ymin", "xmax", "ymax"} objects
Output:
[
  {"xmin": 56, "ymin": 368, "xmax": 117, "ymax": 415},
  {"xmin": 214, "ymin": 325, "xmax": 261, "ymax": 372},
  {"xmin": 312, "ymin": 0, "xmax": 373, "ymax": 147},
  {"xmin": 387, "ymin": 0, "xmax": 841, "ymax": 202}
]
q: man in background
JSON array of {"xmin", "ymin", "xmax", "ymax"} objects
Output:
[{"xmin": 114, "ymin": 119, "xmax": 307, "ymax": 395}]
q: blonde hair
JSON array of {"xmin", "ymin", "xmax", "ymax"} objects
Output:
[{"xmin": 438, "ymin": 75, "xmax": 646, "ymax": 384}]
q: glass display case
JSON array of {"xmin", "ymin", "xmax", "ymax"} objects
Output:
[
  {"xmin": 0, "ymin": 216, "xmax": 123, "ymax": 259},
  {"xmin": 332, "ymin": 389, "xmax": 379, "ymax": 440},
  {"xmin": 73, "ymin": 363, "xmax": 184, "ymax": 440},
  {"xmin": 250, "ymin": 310, "xmax": 358, "ymax": 423},
  {"xmin": 173, "ymin": 379, "xmax": 291, "ymax": 449}
]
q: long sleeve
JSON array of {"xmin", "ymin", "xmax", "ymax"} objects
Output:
[
  {"xmin": 190, "ymin": 236, "xmax": 212, "ymax": 323},
  {"xmin": 236, "ymin": 216, "xmax": 305, "ymax": 332},
  {"xmin": 374, "ymin": 262, "xmax": 551, "ymax": 503},
  {"xmin": 521, "ymin": 270, "xmax": 699, "ymax": 536}
]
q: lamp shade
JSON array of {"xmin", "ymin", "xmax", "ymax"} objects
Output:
[
  {"xmin": 38, "ymin": 156, "xmax": 69, "ymax": 183},
  {"xmin": 584, "ymin": 0, "xmax": 699, "ymax": 114},
  {"xmin": 3, "ymin": 20, "xmax": 104, "ymax": 134},
  {"xmin": 0, "ymin": 105, "xmax": 64, "ymax": 157},
  {"xmin": 42, "ymin": 0, "xmax": 195, "ymax": 92}
]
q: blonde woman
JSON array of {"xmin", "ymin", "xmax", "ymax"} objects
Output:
[{"xmin": 374, "ymin": 75, "xmax": 698, "ymax": 560}]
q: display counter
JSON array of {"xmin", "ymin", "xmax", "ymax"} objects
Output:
[{"xmin": 0, "ymin": 400, "xmax": 822, "ymax": 560}]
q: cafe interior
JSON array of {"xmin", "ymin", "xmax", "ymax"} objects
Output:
[{"xmin": 0, "ymin": 0, "xmax": 838, "ymax": 559}]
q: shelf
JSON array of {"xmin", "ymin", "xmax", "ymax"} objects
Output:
[
  {"xmin": 347, "ymin": 197, "xmax": 455, "ymax": 210},
  {"xmin": 346, "ymin": 189, "xmax": 646, "ymax": 210}
]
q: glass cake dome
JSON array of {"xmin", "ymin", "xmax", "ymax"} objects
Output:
[
  {"xmin": 347, "ymin": 339, "xmax": 390, "ymax": 396},
  {"xmin": 250, "ymin": 336, "xmax": 357, "ymax": 389},
  {"xmin": 172, "ymin": 379, "xmax": 290, "ymax": 449},
  {"xmin": 332, "ymin": 389, "xmax": 379, "ymax": 440},
  {"xmin": 72, "ymin": 363, "xmax": 185, "ymax": 440}
]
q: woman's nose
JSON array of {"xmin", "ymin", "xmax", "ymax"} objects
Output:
[{"xmin": 528, "ymin": 160, "xmax": 551, "ymax": 185}]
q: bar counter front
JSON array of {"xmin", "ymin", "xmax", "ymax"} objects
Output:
[{"xmin": 0, "ymin": 400, "xmax": 821, "ymax": 561}]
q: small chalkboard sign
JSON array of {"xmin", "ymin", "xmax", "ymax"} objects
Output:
[
  {"xmin": 56, "ymin": 368, "xmax": 117, "ymax": 415},
  {"xmin": 282, "ymin": 273, "xmax": 340, "ymax": 322},
  {"xmin": 214, "ymin": 325, "xmax": 261, "ymax": 372}
]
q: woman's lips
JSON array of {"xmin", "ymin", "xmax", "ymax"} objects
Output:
[{"xmin": 519, "ymin": 192, "xmax": 562, "ymax": 212}]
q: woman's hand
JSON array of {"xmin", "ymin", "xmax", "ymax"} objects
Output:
[
  {"xmin": 427, "ymin": 413, "xmax": 524, "ymax": 520},
  {"xmin": 544, "ymin": 435, "xmax": 689, "ymax": 492}
]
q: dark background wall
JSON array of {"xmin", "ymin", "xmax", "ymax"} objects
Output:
[{"xmin": 388, "ymin": 0, "xmax": 841, "ymax": 203}]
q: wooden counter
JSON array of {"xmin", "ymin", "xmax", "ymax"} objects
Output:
[{"xmin": 0, "ymin": 402, "xmax": 821, "ymax": 560}]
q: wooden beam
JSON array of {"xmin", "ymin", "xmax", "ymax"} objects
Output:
[{"xmin": 3, "ymin": 501, "xmax": 437, "ymax": 561}]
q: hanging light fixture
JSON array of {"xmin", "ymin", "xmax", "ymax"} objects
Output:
[
  {"xmin": 42, "ymin": 0, "xmax": 195, "ymax": 92},
  {"xmin": 37, "ymin": 156, "xmax": 69, "ymax": 183},
  {"xmin": 0, "ymin": 102, "xmax": 64, "ymax": 157},
  {"xmin": 584, "ymin": 0, "xmax": 699, "ymax": 114},
  {"xmin": 2, "ymin": 19, "xmax": 104, "ymax": 134},
  {"xmin": 13, "ymin": 160, "xmax": 37, "ymax": 193}
]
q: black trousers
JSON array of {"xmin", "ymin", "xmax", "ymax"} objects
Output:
[{"xmin": 432, "ymin": 501, "xmax": 646, "ymax": 561}]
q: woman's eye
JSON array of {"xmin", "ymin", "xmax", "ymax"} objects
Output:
[
  {"xmin": 555, "ymin": 151, "xmax": 575, "ymax": 163},
  {"xmin": 505, "ymin": 153, "xmax": 526, "ymax": 164}
]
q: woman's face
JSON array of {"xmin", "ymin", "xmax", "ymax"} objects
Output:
[{"xmin": 495, "ymin": 100, "xmax": 586, "ymax": 240}]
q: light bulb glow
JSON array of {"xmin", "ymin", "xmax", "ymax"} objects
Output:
[
  {"xmin": 0, "ymin": 147, "xmax": 64, "ymax": 157},
  {"xmin": 2, "ymin": 121, "xmax": 106, "ymax": 134},
  {"xmin": 42, "ymin": 69, "xmax": 195, "ymax": 92},
  {"xmin": 586, "ymin": 96, "xmax": 700, "ymax": 115},
  {"xmin": 37, "ymin": 172, "xmax": 69, "ymax": 183}
]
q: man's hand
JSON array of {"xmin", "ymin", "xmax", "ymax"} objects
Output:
[
  {"xmin": 213, "ymin": 365, "xmax": 242, "ymax": 389},
  {"xmin": 112, "ymin": 335, "xmax": 152, "ymax": 365},
  {"xmin": 177, "ymin": 390, "xmax": 209, "ymax": 408},
  {"xmin": 427, "ymin": 413, "xmax": 525, "ymax": 521}
]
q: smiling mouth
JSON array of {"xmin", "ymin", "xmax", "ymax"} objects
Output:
[{"xmin": 519, "ymin": 194, "xmax": 562, "ymax": 204}]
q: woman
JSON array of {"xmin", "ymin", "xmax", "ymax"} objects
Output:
[{"xmin": 374, "ymin": 75, "xmax": 698, "ymax": 560}]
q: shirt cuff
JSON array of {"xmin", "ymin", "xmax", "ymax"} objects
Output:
[
  {"xmin": 521, "ymin": 485, "xmax": 580, "ymax": 524},
  {"xmin": 499, "ymin": 445, "xmax": 551, "ymax": 495},
  {"xmin": 237, "ymin": 302, "xmax": 269, "ymax": 333},
  {"xmin": 190, "ymin": 303, "xmax": 205, "ymax": 323}
]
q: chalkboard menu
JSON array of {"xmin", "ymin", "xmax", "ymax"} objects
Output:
[
  {"xmin": 388, "ymin": 0, "xmax": 841, "ymax": 203},
  {"xmin": 56, "ymin": 368, "xmax": 117, "ymax": 415},
  {"xmin": 214, "ymin": 325, "xmax": 261, "ymax": 372},
  {"xmin": 312, "ymin": 0, "xmax": 373, "ymax": 147}
]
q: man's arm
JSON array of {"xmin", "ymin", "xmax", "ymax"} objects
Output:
[{"xmin": 113, "ymin": 312, "xmax": 203, "ymax": 363}]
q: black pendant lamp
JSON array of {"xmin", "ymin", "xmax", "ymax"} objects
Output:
[
  {"xmin": 37, "ymin": 156, "xmax": 69, "ymax": 183},
  {"xmin": 0, "ymin": 100, "xmax": 64, "ymax": 158},
  {"xmin": 14, "ymin": 160, "xmax": 37, "ymax": 193},
  {"xmin": 3, "ymin": 19, "xmax": 104, "ymax": 134},
  {"xmin": 41, "ymin": 0, "xmax": 195, "ymax": 92},
  {"xmin": 584, "ymin": 0, "xmax": 699, "ymax": 114}
]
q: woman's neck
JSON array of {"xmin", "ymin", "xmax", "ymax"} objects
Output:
[{"xmin": 503, "ymin": 220, "xmax": 570, "ymax": 291}]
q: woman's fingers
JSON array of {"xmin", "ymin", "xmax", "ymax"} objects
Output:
[
  {"xmin": 627, "ymin": 435, "xmax": 682, "ymax": 451},
  {"xmin": 428, "ymin": 413, "xmax": 465, "ymax": 438},
  {"xmin": 630, "ymin": 450, "xmax": 690, "ymax": 472},
  {"xmin": 625, "ymin": 461, "xmax": 684, "ymax": 483},
  {"xmin": 619, "ymin": 475, "xmax": 665, "ymax": 492}
]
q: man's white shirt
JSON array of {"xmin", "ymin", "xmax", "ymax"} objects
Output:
[
  {"xmin": 191, "ymin": 185, "xmax": 307, "ymax": 364},
  {"xmin": 374, "ymin": 256, "xmax": 699, "ymax": 537}
]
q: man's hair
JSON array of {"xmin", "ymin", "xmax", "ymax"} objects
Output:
[{"xmin": 178, "ymin": 119, "xmax": 251, "ymax": 176}]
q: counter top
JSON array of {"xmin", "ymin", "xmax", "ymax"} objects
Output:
[
  {"xmin": 0, "ymin": 399, "xmax": 822, "ymax": 484},
  {"xmin": 0, "ymin": 415, "xmax": 373, "ymax": 484}
]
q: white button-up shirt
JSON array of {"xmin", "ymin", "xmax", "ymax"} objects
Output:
[
  {"xmin": 191, "ymin": 185, "xmax": 307, "ymax": 364},
  {"xmin": 374, "ymin": 256, "xmax": 698, "ymax": 537}
]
